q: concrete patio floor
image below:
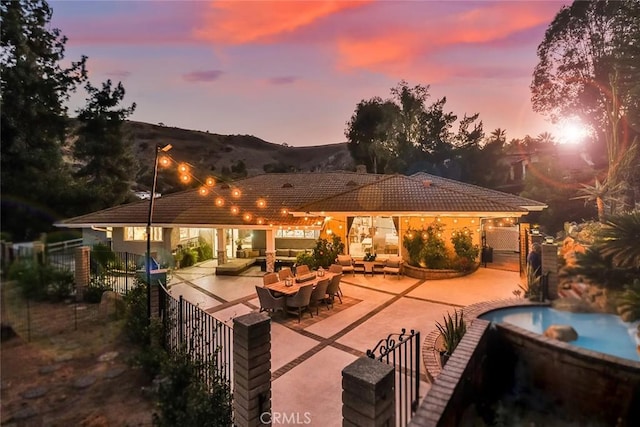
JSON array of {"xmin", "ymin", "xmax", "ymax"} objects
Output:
[{"xmin": 168, "ymin": 261, "xmax": 520, "ymax": 426}]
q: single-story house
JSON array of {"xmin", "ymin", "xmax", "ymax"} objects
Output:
[{"xmin": 55, "ymin": 171, "xmax": 546, "ymax": 273}]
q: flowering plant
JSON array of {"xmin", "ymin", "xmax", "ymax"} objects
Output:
[{"xmin": 363, "ymin": 252, "xmax": 377, "ymax": 262}]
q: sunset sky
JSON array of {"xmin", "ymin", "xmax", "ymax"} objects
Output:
[{"xmin": 51, "ymin": 0, "xmax": 571, "ymax": 147}]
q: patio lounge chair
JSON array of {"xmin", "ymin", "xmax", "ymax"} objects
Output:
[
  {"xmin": 310, "ymin": 278, "xmax": 331, "ymax": 315},
  {"xmin": 285, "ymin": 283, "xmax": 314, "ymax": 322},
  {"xmin": 383, "ymin": 257, "xmax": 403, "ymax": 279},
  {"xmin": 336, "ymin": 255, "xmax": 355, "ymax": 276},
  {"xmin": 255, "ymin": 285, "xmax": 285, "ymax": 316},
  {"xmin": 326, "ymin": 273, "xmax": 343, "ymax": 307}
]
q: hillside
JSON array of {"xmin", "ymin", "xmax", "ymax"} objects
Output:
[{"xmin": 124, "ymin": 121, "xmax": 355, "ymax": 192}]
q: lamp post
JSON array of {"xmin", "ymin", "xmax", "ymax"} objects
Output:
[{"xmin": 147, "ymin": 143, "xmax": 172, "ymax": 319}]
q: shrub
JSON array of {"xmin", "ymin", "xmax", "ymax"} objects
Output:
[
  {"xmin": 451, "ymin": 227, "xmax": 479, "ymax": 271},
  {"xmin": 91, "ymin": 243, "xmax": 119, "ymax": 274},
  {"xmin": 435, "ymin": 310, "xmax": 466, "ymax": 354},
  {"xmin": 85, "ymin": 275, "xmax": 114, "ymax": 303},
  {"xmin": 8, "ymin": 260, "xmax": 74, "ymax": 301},
  {"xmin": 403, "ymin": 229, "xmax": 424, "ymax": 267},
  {"xmin": 195, "ymin": 237, "xmax": 213, "ymax": 261},
  {"xmin": 153, "ymin": 350, "xmax": 233, "ymax": 427},
  {"xmin": 519, "ymin": 265, "xmax": 541, "ymax": 301},
  {"xmin": 618, "ymin": 279, "xmax": 640, "ymax": 322},
  {"xmin": 296, "ymin": 235, "xmax": 344, "ymax": 269},
  {"xmin": 403, "ymin": 222, "xmax": 450, "ymax": 269},
  {"xmin": 177, "ymin": 248, "xmax": 198, "ymax": 268}
]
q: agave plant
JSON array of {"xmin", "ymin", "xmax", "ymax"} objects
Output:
[
  {"xmin": 435, "ymin": 310, "xmax": 466, "ymax": 354},
  {"xmin": 519, "ymin": 265, "xmax": 542, "ymax": 301},
  {"xmin": 618, "ymin": 279, "xmax": 640, "ymax": 322}
]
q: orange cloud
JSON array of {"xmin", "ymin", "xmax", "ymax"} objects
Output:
[{"xmin": 196, "ymin": 0, "xmax": 370, "ymax": 45}]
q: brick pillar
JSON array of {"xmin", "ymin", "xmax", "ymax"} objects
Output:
[
  {"xmin": 265, "ymin": 251, "xmax": 275, "ymax": 273},
  {"xmin": 342, "ymin": 357, "xmax": 395, "ymax": 427},
  {"xmin": 233, "ymin": 312, "xmax": 272, "ymax": 427},
  {"xmin": 75, "ymin": 246, "xmax": 90, "ymax": 301},
  {"xmin": 217, "ymin": 228, "xmax": 227, "ymax": 264},
  {"xmin": 542, "ymin": 243, "xmax": 559, "ymax": 299}
]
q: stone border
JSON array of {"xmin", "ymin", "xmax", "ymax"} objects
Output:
[
  {"xmin": 422, "ymin": 298, "xmax": 548, "ymax": 381},
  {"xmin": 403, "ymin": 264, "xmax": 475, "ymax": 280}
]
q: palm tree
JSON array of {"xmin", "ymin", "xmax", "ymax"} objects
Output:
[
  {"xmin": 536, "ymin": 132, "xmax": 556, "ymax": 146},
  {"xmin": 598, "ymin": 211, "xmax": 640, "ymax": 269},
  {"xmin": 573, "ymin": 177, "xmax": 624, "ymax": 223}
]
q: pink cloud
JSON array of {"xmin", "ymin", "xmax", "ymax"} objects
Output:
[
  {"xmin": 267, "ymin": 76, "xmax": 298, "ymax": 85},
  {"xmin": 183, "ymin": 70, "xmax": 224, "ymax": 83},
  {"xmin": 195, "ymin": 0, "xmax": 371, "ymax": 44},
  {"xmin": 106, "ymin": 70, "xmax": 131, "ymax": 79}
]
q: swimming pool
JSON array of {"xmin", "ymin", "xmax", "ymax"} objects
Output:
[{"xmin": 480, "ymin": 306, "xmax": 640, "ymax": 362}]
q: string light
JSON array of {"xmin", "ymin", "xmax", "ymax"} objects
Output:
[
  {"xmin": 232, "ymin": 189, "xmax": 241, "ymax": 198},
  {"xmin": 230, "ymin": 206, "xmax": 239, "ymax": 215},
  {"xmin": 281, "ymin": 208, "xmax": 288, "ymax": 215},
  {"xmin": 205, "ymin": 177, "xmax": 216, "ymax": 187},
  {"xmin": 198, "ymin": 187, "xmax": 208, "ymax": 196},
  {"xmin": 215, "ymin": 197, "xmax": 224, "ymax": 207},
  {"xmin": 257, "ymin": 199, "xmax": 266, "ymax": 208},
  {"xmin": 180, "ymin": 174, "xmax": 191, "ymax": 183},
  {"xmin": 178, "ymin": 163, "xmax": 190, "ymax": 174},
  {"xmin": 159, "ymin": 156, "xmax": 171, "ymax": 167},
  {"xmin": 243, "ymin": 213, "xmax": 252, "ymax": 222}
]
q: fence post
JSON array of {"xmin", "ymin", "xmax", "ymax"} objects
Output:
[
  {"xmin": 233, "ymin": 312, "xmax": 271, "ymax": 427},
  {"xmin": 178, "ymin": 295, "xmax": 184, "ymax": 346},
  {"xmin": 342, "ymin": 357, "xmax": 395, "ymax": 427},
  {"xmin": 541, "ymin": 242, "xmax": 559, "ymax": 299},
  {"xmin": 74, "ymin": 246, "xmax": 90, "ymax": 302}
]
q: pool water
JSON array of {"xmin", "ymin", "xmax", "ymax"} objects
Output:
[{"xmin": 480, "ymin": 306, "xmax": 640, "ymax": 362}]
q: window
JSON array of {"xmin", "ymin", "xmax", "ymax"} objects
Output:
[
  {"xmin": 347, "ymin": 216, "xmax": 398, "ymax": 257},
  {"xmin": 275, "ymin": 229, "xmax": 319, "ymax": 239},
  {"xmin": 124, "ymin": 227, "xmax": 163, "ymax": 242}
]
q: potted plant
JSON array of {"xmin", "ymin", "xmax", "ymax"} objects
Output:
[
  {"xmin": 435, "ymin": 310, "xmax": 466, "ymax": 366},
  {"xmin": 363, "ymin": 252, "xmax": 377, "ymax": 262}
]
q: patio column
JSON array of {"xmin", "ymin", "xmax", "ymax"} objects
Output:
[
  {"xmin": 542, "ymin": 242, "xmax": 559, "ymax": 299},
  {"xmin": 233, "ymin": 312, "xmax": 272, "ymax": 427},
  {"xmin": 265, "ymin": 229, "xmax": 275, "ymax": 273},
  {"xmin": 342, "ymin": 357, "xmax": 395, "ymax": 426},
  {"xmin": 74, "ymin": 246, "xmax": 90, "ymax": 301},
  {"xmin": 217, "ymin": 228, "xmax": 227, "ymax": 264}
]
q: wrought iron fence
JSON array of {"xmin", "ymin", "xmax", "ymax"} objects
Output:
[
  {"xmin": 158, "ymin": 282, "xmax": 233, "ymax": 390},
  {"xmin": 90, "ymin": 251, "xmax": 144, "ymax": 295},
  {"xmin": 367, "ymin": 328, "xmax": 421, "ymax": 427}
]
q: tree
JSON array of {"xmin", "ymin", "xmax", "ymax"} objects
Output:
[
  {"xmin": 531, "ymin": 0, "xmax": 640, "ymax": 210},
  {"xmin": 73, "ymin": 80, "xmax": 137, "ymax": 211},
  {"xmin": 345, "ymin": 97, "xmax": 397, "ymax": 173},
  {"xmin": 1, "ymin": 0, "xmax": 87, "ymax": 240}
]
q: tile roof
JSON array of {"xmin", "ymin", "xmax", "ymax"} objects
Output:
[
  {"xmin": 296, "ymin": 174, "xmax": 530, "ymax": 214},
  {"xmin": 57, "ymin": 171, "xmax": 541, "ymax": 228}
]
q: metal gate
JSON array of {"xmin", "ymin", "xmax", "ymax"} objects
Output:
[{"xmin": 366, "ymin": 328, "xmax": 420, "ymax": 426}]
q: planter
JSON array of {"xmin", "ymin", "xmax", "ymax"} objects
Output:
[{"xmin": 403, "ymin": 263, "xmax": 476, "ymax": 280}]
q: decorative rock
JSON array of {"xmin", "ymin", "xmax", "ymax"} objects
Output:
[
  {"xmin": 54, "ymin": 353, "xmax": 73, "ymax": 363},
  {"xmin": 73, "ymin": 375, "xmax": 97, "ymax": 389},
  {"xmin": 99, "ymin": 291, "xmax": 125, "ymax": 319},
  {"xmin": 97, "ymin": 351, "xmax": 119, "ymax": 363},
  {"xmin": 21, "ymin": 386, "xmax": 48, "ymax": 399},
  {"xmin": 103, "ymin": 366, "xmax": 126, "ymax": 379},
  {"xmin": 544, "ymin": 324, "xmax": 578, "ymax": 342},
  {"xmin": 13, "ymin": 405, "xmax": 38, "ymax": 420},
  {"xmin": 80, "ymin": 413, "xmax": 109, "ymax": 427},
  {"xmin": 39, "ymin": 364, "xmax": 61, "ymax": 375}
]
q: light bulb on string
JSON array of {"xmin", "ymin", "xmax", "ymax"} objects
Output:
[{"xmin": 205, "ymin": 177, "xmax": 216, "ymax": 187}]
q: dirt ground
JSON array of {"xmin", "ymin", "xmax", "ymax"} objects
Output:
[{"xmin": 1, "ymin": 286, "xmax": 155, "ymax": 426}]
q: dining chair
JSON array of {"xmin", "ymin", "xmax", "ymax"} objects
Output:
[
  {"xmin": 278, "ymin": 267, "xmax": 293, "ymax": 281},
  {"xmin": 328, "ymin": 264, "xmax": 342, "ymax": 274},
  {"xmin": 285, "ymin": 283, "xmax": 314, "ymax": 322},
  {"xmin": 310, "ymin": 278, "xmax": 331, "ymax": 315},
  {"xmin": 295, "ymin": 264, "xmax": 311, "ymax": 276},
  {"xmin": 326, "ymin": 273, "xmax": 343, "ymax": 307},
  {"xmin": 262, "ymin": 272, "xmax": 279, "ymax": 286},
  {"xmin": 255, "ymin": 285, "xmax": 285, "ymax": 316},
  {"xmin": 336, "ymin": 255, "xmax": 355, "ymax": 276}
]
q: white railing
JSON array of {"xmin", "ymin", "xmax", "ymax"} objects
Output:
[{"xmin": 46, "ymin": 238, "xmax": 84, "ymax": 253}]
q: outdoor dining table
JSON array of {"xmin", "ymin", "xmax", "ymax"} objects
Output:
[{"xmin": 264, "ymin": 271, "xmax": 336, "ymax": 296}]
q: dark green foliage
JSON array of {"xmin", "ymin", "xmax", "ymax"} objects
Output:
[
  {"xmin": 123, "ymin": 282, "xmax": 151, "ymax": 344},
  {"xmin": 598, "ymin": 211, "xmax": 640, "ymax": 269},
  {"xmin": 176, "ymin": 247, "xmax": 198, "ymax": 268},
  {"xmin": 451, "ymin": 228, "xmax": 479, "ymax": 271},
  {"xmin": 7, "ymin": 259, "xmax": 74, "ymax": 301},
  {"xmin": 519, "ymin": 265, "xmax": 542, "ymax": 301},
  {"xmin": 618, "ymin": 279, "xmax": 640, "ymax": 322},
  {"xmin": 296, "ymin": 235, "xmax": 344, "ymax": 269},
  {"xmin": 566, "ymin": 246, "xmax": 633, "ymax": 290},
  {"xmin": 152, "ymin": 350, "xmax": 233, "ymax": 427},
  {"xmin": 402, "ymin": 229, "xmax": 424, "ymax": 267},
  {"xmin": 195, "ymin": 237, "xmax": 213, "ymax": 261},
  {"xmin": 84, "ymin": 275, "xmax": 114, "ymax": 303},
  {"xmin": 435, "ymin": 310, "xmax": 466, "ymax": 354},
  {"xmin": 363, "ymin": 252, "xmax": 376, "ymax": 262},
  {"xmin": 73, "ymin": 79, "xmax": 137, "ymax": 211},
  {"xmin": 90, "ymin": 243, "xmax": 119, "ymax": 274},
  {"xmin": 1, "ymin": 0, "xmax": 87, "ymax": 240}
]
